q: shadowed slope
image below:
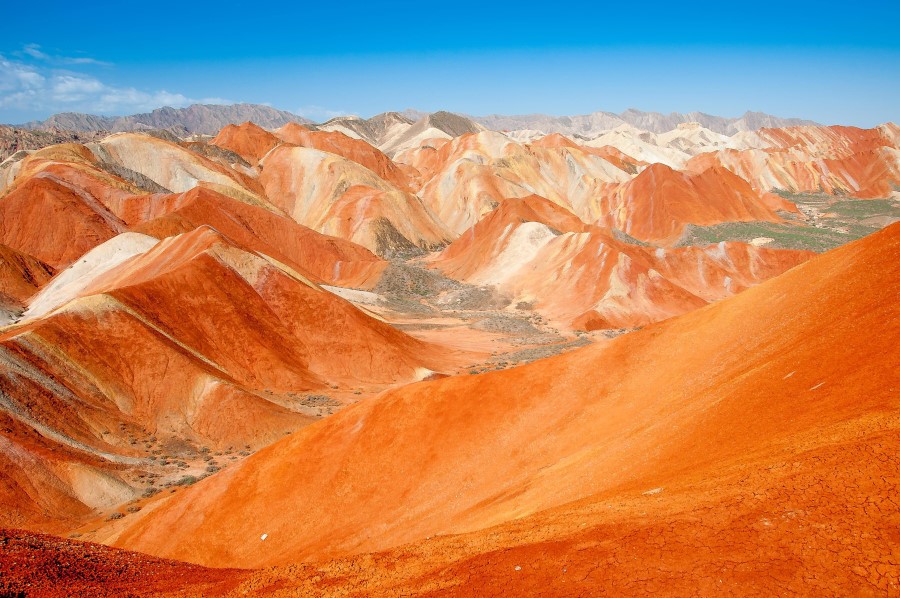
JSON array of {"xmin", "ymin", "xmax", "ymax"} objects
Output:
[
  {"xmin": 0, "ymin": 245, "xmax": 54, "ymax": 312},
  {"xmin": 0, "ymin": 528, "xmax": 245, "ymax": 596}
]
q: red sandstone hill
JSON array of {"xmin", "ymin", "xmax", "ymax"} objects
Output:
[
  {"xmin": 275, "ymin": 122, "xmax": 412, "ymax": 190},
  {"xmin": 597, "ymin": 162, "xmax": 792, "ymax": 245},
  {"xmin": 1, "ymin": 145, "xmax": 388, "ymax": 289},
  {"xmin": 209, "ymin": 122, "xmax": 280, "ymax": 165},
  {"xmin": 688, "ymin": 124, "xmax": 900, "ymax": 198},
  {"xmin": 435, "ymin": 194, "xmax": 590, "ymax": 270},
  {"xmin": 0, "ymin": 173, "xmax": 127, "ymax": 269},
  {"xmin": 0, "ymin": 225, "xmax": 449, "ymax": 531},
  {"xmin": 131, "ymin": 187, "xmax": 387, "ymax": 289},
  {"xmin": 430, "ymin": 195, "xmax": 812, "ymax": 328}
]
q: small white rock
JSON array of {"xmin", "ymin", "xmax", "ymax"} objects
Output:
[{"xmin": 260, "ymin": 533, "xmax": 268, "ymax": 541}]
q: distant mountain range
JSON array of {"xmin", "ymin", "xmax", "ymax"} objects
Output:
[
  {"xmin": 17, "ymin": 103, "xmax": 312, "ymax": 136},
  {"xmin": 470, "ymin": 109, "xmax": 820, "ymax": 136},
  {"xmin": 316, "ymin": 110, "xmax": 485, "ymax": 154},
  {"xmin": 0, "ymin": 126, "xmax": 108, "ymax": 162},
  {"xmin": 10, "ymin": 103, "xmax": 819, "ymax": 138}
]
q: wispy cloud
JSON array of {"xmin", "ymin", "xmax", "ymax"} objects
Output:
[
  {"xmin": 20, "ymin": 43, "xmax": 112, "ymax": 67},
  {"xmin": 296, "ymin": 105, "xmax": 355, "ymax": 122},
  {"xmin": 21, "ymin": 44, "xmax": 49, "ymax": 61},
  {"xmin": 0, "ymin": 50, "xmax": 228, "ymax": 118}
]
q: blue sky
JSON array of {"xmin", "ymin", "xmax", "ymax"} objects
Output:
[{"xmin": 1, "ymin": 0, "xmax": 898, "ymax": 125}]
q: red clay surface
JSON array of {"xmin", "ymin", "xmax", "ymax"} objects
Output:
[
  {"xmin": 0, "ymin": 173, "xmax": 125, "ymax": 269},
  {"xmin": 0, "ymin": 244, "xmax": 54, "ymax": 305},
  {"xmin": 0, "ymin": 528, "xmax": 246, "ymax": 597},
  {"xmin": 130, "ymin": 186, "xmax": 387, "ymax": 289}
]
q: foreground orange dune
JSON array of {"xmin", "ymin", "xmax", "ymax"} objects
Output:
[{"xmin": 107, "ymin": 223, "xmax": 898, "ymax": 597}]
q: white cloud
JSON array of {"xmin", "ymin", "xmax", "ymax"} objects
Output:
[
  {"xmin": 51, "ymin": 74, "xmax": 105, "ymax": 101},
  {"xmin": 65, "ymin": 57, "xmax": 110, "ymax": 66},
  {"xmin": 0, "ymin": 58, "xmax": 45, "ymax": 92},
  {"xmin": 0, "ymin": 54, "xmax": 229, "ymax": 118}
]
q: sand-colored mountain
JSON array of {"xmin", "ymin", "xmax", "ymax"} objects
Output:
[
  {"xmin": 405, "ymin": 131, "xmax": 633, "ymax": 233},
  {"xmin": 274, "ymin": 122, "xmax": 412, "ymax": 190},
  {"xmin": 258, "ymin": 144, "xmax": 451, "ymax": 255},
  {"xmin": 93, "ymin": 133, "xmax": 259, "ymax": 196}
]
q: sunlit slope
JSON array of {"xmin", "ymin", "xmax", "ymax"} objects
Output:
[{"xmin": 115, "ymin": 223, "xmax": 899, "ymax": 572}]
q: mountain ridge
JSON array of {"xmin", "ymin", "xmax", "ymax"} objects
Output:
[
  {"xmin": 471, "ymin": 108, "xmax": 820, "ymax": 135},
  {"xmin": 16, "ymin": 104, "xmax": 313, "ymax": 136},
  {"xmin": 11, "ymin": 104, "xmax": 819, "ymax": 138}
]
